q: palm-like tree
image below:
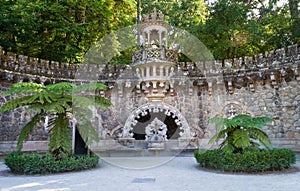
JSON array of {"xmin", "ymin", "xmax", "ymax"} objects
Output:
[
  {"xmin": 209, "ymin": 114, "xmax": 273, "ymax": 153},
  {"xmin": 0, "ymin": 82, "xmax": 112, "ymax": 158}
]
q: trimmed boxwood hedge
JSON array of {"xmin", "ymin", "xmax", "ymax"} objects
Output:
[
  {"xmin": 194, "ymin": 148, "xmax": 296, "ymax": 173},
  {"xmin": 4, "ymin": 152, "xmax": 99, "ymax": 174}
]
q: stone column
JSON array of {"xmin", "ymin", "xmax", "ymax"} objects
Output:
[
  {"xmin": 160, "ymin": 66, "xmax": 164, "ymax": 77},
  {"xmin": 152, "ymin": 65, "xmax": 157, "ymax": 77},
  {"xmin": 146, "ymin": 66, "xmax": 150, "ymax": 77},
  {"xmin": 147, "ymin": 31, "xmax": 151, "ymax": 47},
  {"xmin": 159, "ymin": 30, "xmax": 162, "ymax": 48}
]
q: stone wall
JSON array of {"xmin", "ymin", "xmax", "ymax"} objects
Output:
[
  {"xmin": 1, "ymin": 44, "xmax": 300, "ymax": 152},
  {"xmin": 201, "ymin": 80, "xmax": 300, "ymax": 150},
  {"xmin": 0, "ymin": 82, "xmax": 49, "ymax": 143}
]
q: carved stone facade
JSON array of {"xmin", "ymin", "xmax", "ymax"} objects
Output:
[{"xmin": 0, "ymin": 9, "xmax": 300, "ymax": 153}]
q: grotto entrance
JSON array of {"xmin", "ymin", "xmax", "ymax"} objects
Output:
[
  {"xmin": 132, "ymin": 109, "xmax": 180, "ymax": 140},
  {"xmin": 120, "ymin": 103, "xmax": 192, "ymax": 150}
]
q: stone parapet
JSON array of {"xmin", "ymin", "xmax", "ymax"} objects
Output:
[{"xmin": 0, "ymin": 44, "xmax": 299, "ymax": 85}]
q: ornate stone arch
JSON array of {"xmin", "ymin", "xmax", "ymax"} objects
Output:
[
  {"xmin": 220, "ymin": 101, "xmax": 252, "ymax": 118},
  {"xmin": 121, "ymin": 102, "xmax": 191, "ymax": 139}
]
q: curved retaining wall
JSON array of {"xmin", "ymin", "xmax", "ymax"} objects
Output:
[{"xmin": 0, "ymin": 44, "xmax": 299, "ymax": 153}]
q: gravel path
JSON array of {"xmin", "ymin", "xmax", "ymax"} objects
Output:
[{"xmin": 0, "ymin": 154, "xmax": 299, "ymax": 191}]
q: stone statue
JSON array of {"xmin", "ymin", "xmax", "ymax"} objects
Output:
[{"xmin": 145, "ymin": 117, "xmax": 168, "ymax": 141}]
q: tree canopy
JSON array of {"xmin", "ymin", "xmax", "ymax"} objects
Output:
[
  {"xmin": 0, "ymin": 0, "xmax": 298, "ymax": 62},
  {"xmin": 0, "ymin": 0, "xmax": 136, "ymax": 63}
]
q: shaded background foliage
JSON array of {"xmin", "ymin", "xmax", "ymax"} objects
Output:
[{"xmin": 0, "ymin": 0, "xmax": 298, "ymax": 62}]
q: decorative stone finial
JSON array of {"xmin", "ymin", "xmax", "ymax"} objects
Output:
[{"xmin": 142, "ymin": 8, "xmax": 165, "ymax": 23}]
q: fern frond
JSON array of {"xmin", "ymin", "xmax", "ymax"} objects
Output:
[
  {"xmin": 223, "ymin": 118, "xmax": 239, "ymax": 129},
  {"xmin": 0, "ymin": 95, "xmax": 37, "ymax": 113},
  {"xmin": 75, "ymin": 109, "xmax": 100, "ymax": 145},
  {"xmin": 48, "ymin": 114, "xmax": 71, "ymax": 154},
  {"xmin": 208, "ymin": 117, "xmax": 225, "ymax": 129},
  {"xmin": 232, "ymin": 129, "xmax": 250, "ymax": 149},
  {"xmin": 250, "ymin": 116, "xmax": 273, "ymax": 129},
  {"xmin": 209, "ymin": 129, "xmax": 228, "ymax": 144},
  {"xmin": 42, "ymin": 99, "xmax": 71, "ymax": 114},
  {"xmin": 72, "ymin": 96, "xmax": 95, "ymax": 109},
  {"xmin": 72, "ymin": 82, "xmax": 107, "ymax": 94},
  {"xmin": 17, "ymin": 113, "xmax": 42, "ymax": 151},
  {"xmin": 25, "ymin": 91, "xmax": 55, "ymax": 106},
  {"xmin": 46, "ymin": 82, "xmax": 75, "ymax": 94},
  {"xmin": 232, "ymin": 114, "xmax": 252, "ymax": 122},
  {"xmin": 250, "ymin": 128, "xmax": 271, "ymax": 148},
  {"xmin": 93, "ymin": 96, "xmax": 113, "ymax": 110},
  {"xmin": 1, "ymin": 82, "xmax": 45, "ymax": 96},
  {"xmin": 77, "ymin": 121, "xmax": 100, "ymax": 145}
]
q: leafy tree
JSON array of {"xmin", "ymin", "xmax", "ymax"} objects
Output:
[
  {"xmin": 0, "ymin": 82, "xmax": 112, "ymax": 158},
  {"xmin": 200, "ymin": 0, "xmax": 295, "ymax": 60},
  {"xmin": 0, "ymin": 0, "xmax": 136, "ymax": 63},
  {"xmin": 209, "ymin": 114, "xmax": 273, "ymax": 153},
  {"xmin": 141, "ymin": 0, "xmax": 208, "ymax": 35},
  {"xmin": 200, "ymin": 0, "xmax": 252, "ymax": 60}
]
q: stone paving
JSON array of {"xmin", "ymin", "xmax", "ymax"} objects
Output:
[{"xmin": 0, "ymin": 154, "xmax": 300, "ymax": 191}]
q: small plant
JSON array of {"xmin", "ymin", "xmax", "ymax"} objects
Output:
[{"xmin": 209, "ymin": 114, "xmax": 273, "ymax": 153}]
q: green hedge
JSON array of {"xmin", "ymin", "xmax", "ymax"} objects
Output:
[
  {"xmin": 194, "ymin": 148, "xmax": 296, "ymax": 173},
  {"xmin": 4, "ymin": 152, "xmax": 99, "ymax": 174}
]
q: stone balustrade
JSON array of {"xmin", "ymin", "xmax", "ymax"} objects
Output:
[{"xmin": 132, "ymin": 48, "xmax": 178, "ymax": 66}]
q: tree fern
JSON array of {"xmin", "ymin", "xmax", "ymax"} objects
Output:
[
  {"xmin": 0, "ymin": 81, "xmax": 112, "ymax": 159},
  {"xmin": 209, "ymin": 114, "xmax": 273, "ymax": 153}
]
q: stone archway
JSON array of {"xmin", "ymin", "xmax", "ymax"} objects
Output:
[
  {"xmin": 132, "ymin": 109, "xmax": 180, "ymax": 140},
  {"xmin": 121, "ymin": 103, "xmax": 191, "ymax": 140}
]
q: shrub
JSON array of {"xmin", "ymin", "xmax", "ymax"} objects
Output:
[
  {"xmin": 194, "ymin": 148, "xmax": 296, "ymax": 173},
  {"xmin": 4, "ymin": 151, "xmax": 100, "ymax": 174}
]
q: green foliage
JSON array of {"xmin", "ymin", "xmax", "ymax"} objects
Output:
[
  {"xmin": 209, "ymin": 114, "xmax": 273, "ymax": 153},
  {"xmin": 0, "ymin": 82, "xmax": 112, "ymax": 158},
  {"xmin": 48, "ymin": 114, "xmax": 72, "ymax": 157},
  {"xmin": 4, "ymin": 151, "xmax": 99, "ymax": 174},
  {"xmin": 0, "ymin": 0, "xmax": 297, "ymax": 63},
  {"xmin": 194, "ymin": 148, "xmax": 296, "ymax": 173},
  {"xmin": 0, "ymin": 0, "xmax": 136, "ymax": 63},
  {"xmin": 141, "ymin": 0, "xmax": 208, "ymax": 35},
  {"xmin": 200, "ymin": 0, "xmax": 295, "ymax": 59},
  {"xmin": 16, "ymin": 113, "xmax": 43, "ymax": 151}
]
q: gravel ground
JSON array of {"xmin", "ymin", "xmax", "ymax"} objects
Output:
[{"xmin": 0, "ymin": 154, "xmax": 299, "ymax": 191}]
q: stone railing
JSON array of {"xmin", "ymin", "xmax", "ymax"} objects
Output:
[{"xmin": 132, "ymin": 48, "xmax": 178, "ymax": 66}]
